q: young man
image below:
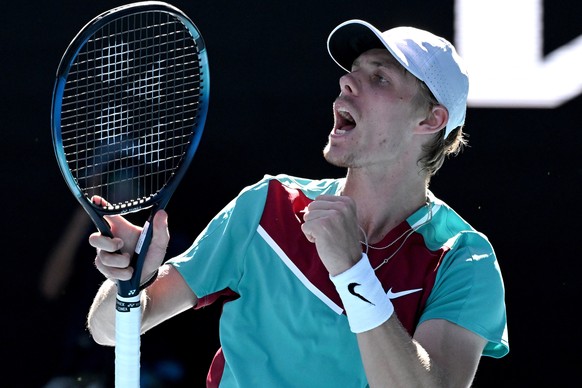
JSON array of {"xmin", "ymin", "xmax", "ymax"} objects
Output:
[{"xmin": 88, "ymin": 19, "xmax": 509, "ymax": 387}]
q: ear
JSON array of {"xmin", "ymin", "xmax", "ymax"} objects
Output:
[{"xmin": 415, "ymin": 104, "xmax": 449, "ymax": 135}]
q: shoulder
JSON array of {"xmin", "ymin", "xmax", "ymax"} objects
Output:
[
  {"xmin": 422, "ymin": 192, "xmax": 503, "ymax": 289},
  {"xmin": 424, "ymin": 192, "xmax": 494, "ymax": 253}
]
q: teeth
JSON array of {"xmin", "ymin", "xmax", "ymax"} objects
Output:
[{"xmin": 338, "ymin": 109, "xmax": 354, "ymax": 123}]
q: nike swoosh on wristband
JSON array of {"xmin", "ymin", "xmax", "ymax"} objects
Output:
[
  {"xmin": 386, "ymin": 287, "xmax": 423, "ymax": 300},
  {"xmin": 347, "ymin": 282, "xmax": 375, "ymax": 305}
]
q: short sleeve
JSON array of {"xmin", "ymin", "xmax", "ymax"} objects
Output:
[{"xmin": 419, "ymin": 231, "xmax": 509, "ymax": 358}]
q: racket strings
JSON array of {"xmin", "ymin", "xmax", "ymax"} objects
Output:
[
  {"xmin": 60, "ymin": 10, "xmax": 205, "ymax": 209},
  {"xmin": 63, "ymin": 50, "xmax": 201, "ymax": 103}
]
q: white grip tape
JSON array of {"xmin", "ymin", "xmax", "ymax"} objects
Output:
[
  {"xmin": 115, "ymin": 294, "xmax": 142, "ymax": 388},
  {"xmin": 330, "ymin": 253, "xmax": 394, "ymax": 333}
]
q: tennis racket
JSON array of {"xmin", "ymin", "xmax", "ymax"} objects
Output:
[{"xmin": 50, "ymin": 2, "xmax": 209, "ymax": 386}]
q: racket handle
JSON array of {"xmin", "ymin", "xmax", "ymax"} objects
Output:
[{"xmin": 115, "ymin": 294, "xmax": 142, "ymax": 388}]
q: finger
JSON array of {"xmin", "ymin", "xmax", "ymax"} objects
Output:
[
  {"xmin": 98, "ymin": 249, "xmax": 132, "ymax": 269},
  {"xmin": 95, "ymin": 254, "xmax": 133, "ymax": 281},
  {"xmin": 153, "ymin": 210, "xmax": 169, "ymax": 235},
  {"xmin": 90, "ymin": 195, "xmax": 128, "ymax": 227},
  {"xmin": 303, "ymin": 203, "xmax": 348, "ymax": 219},
  {"xmin": 314, "ymin": 194, "xmax": 341, "ymax": 201},
  {"xmin": 301, "ymin": 223, "xmax": 316, "ymax": 243},
  {"xmin": 90, "ymin": 195, "xmax": 110, "ymax": 207},
  {"xmin": 307, "ymin": 195, "xmax": 352, "ymax": 213},
  {"xmin": 88, "ymin": 232, "xmax": 123, "ymax": 252}
]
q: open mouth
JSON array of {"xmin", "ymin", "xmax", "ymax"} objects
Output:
[{"xmin": 334, "ymin": 106, "xmax": 356, "ymax": 134}]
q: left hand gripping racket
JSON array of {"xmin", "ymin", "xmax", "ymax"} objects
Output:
[{"xmin": 50, "ymin": 2, "xmax": 209, "ymax": 386}]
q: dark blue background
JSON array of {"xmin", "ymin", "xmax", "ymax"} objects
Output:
[{"xmin": 1, "ymin": 1, "xmax": 580, "ymax": 386}]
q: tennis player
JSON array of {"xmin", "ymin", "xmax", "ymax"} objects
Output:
[{"xmin": 87, "ymin": 19, "xmax": 509, "ymax": 387}]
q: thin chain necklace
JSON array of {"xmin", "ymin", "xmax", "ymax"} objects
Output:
[{"xmin": 359, "ymin": 202, "xmax": 434, "ymax": 271}]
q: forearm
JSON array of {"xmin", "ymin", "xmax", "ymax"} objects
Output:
[
  {"xmin": 86, "ymin": 279, "xmax": 148, "ymax": 346},
  {"xmin": 87, "ymin": 264, "xmax": 197, "ymax": 347},
  {"xmin": 357, "ymin": 315, "xmax": 445, "ymax": 388},
  {"xmin": 329, "ymin": 254, "xmax": 447, "ymax": 387},
  {"xmin": 86, "ymin": 279, "xmax": 118, "ymax": 345}
]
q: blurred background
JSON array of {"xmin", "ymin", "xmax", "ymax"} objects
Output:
[{"xmin": 1, "ymin": 0, "xmax": 580, "ymax": 386}]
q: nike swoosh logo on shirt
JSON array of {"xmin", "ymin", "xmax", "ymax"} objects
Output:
[{"xmin": 386, "ymin": 287, "xmax": 423, "ymax": 300}]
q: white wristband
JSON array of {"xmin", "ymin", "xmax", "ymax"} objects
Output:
[{"xmin": 330, "ymin": 253, "xmax": 394, "ymax": 333}]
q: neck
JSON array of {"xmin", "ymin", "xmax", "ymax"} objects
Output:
[{"xmin": 340, "ymin": 167, "xmax": 428, "ymax": 244}]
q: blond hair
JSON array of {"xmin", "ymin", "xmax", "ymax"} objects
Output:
[{"xmin": 413, "ymin": 80, "xmax": 468, "ymax": 178}]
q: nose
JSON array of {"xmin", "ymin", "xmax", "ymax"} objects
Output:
[{"xmin": 339, "ymin": 72, "xmax": 358, "ymax": 96}]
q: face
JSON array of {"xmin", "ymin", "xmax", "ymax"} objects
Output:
[{"xmin": 323, "ymin": 48, "xmax": 427, "ymax": 170}]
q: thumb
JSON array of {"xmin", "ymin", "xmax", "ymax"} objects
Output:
[
  {"xmin": 142, "ymin": 209, "xmax": 170, "ymax": 275},
  {"xmin": 152, "ymin": 209, "xmax": 170, "ymax": 247}
]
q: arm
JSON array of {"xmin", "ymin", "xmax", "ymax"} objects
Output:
[
  {"xmin": 87, "ymin": 264, "xmax": 197, "ymax": 345},
  {"xmin": 86, "ymin": 208, "xmax": 198, "ymax": 345},
  {"xmin": 357, "ymin": 317, "xmax": 486, "ymax": 388},
  {"xmin": 301, "ymin": 195, "xmax": 486, "ymax": 387}
]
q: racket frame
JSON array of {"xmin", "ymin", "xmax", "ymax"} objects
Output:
[
  {"xmin": 51, "ymin": 0, "xmax": 209, "ymax": 296},
  {"xmin": 50, "ymin": 3, "xmax": 209, "ymax": 386}
]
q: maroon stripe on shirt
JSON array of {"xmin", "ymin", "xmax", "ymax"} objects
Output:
[{"xmin": 259, "ymin": 179, "xmax": 446, "ymax": 335}]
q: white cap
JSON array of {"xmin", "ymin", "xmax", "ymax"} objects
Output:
[{"xmin": 327, "ymin": 19, "xmax": 469, "ymax": 138}]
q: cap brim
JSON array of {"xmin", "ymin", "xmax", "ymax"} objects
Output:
[{"xmin": 327, "ymin": 20, "xmax": 387, "ymax": 72}]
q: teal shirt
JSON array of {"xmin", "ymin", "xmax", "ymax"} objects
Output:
[{"xmin": 168, "ymin": 174, "xmax": 509, "ymax": 387}]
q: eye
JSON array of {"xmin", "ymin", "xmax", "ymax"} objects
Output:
[{"xmin": 373, "ymin": 73, "xmax": 389, "ymax": 84}]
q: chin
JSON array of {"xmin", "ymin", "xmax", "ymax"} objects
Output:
[{"xmin": 323, "ymin": 147, "xmax": 349, "ymax": 168}]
